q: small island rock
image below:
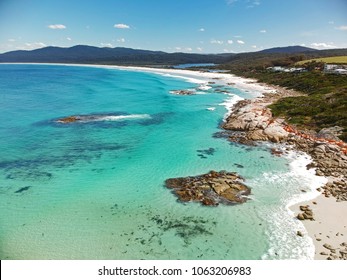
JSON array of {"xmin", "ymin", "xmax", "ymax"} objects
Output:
[{"xmin": 165, "ymin": 170, "xmax": 251, "ymax": 206}]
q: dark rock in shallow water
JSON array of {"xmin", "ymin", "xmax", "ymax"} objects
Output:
[
  {"xmin": 169, "ymin": 89, "xmax": 196, "ymax": 95},
  {"xmin": 196, "ymin": 148, "xmax": 216, "ymax": 156},
  {"xmin": 165, "ymin": 170, "xmax": 251, "ymax": 206},
  {"xmin": 57, "ymin": 116, "xmax": 81, "ymax": 123},
  {"xmin": 15, "ymin": 186, "xmax": 32, "ymax": 193}
]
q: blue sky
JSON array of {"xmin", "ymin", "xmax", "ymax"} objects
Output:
[{"xmin": 0, "ymin": 0, "xmax": 346, "ymax": 54}]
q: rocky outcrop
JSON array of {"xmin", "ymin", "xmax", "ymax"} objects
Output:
[
  {"xmin": 170, "ymin": 89, "xmax": 196, "ymax": 95},
  {"xmin": 286, "ymin": 136, "xmax": 347, "ymax": 202},
  {"xmin": 57, "ymin": 116, "xmax": 81, "ymax": 123},
  {"xmin": 165, "ymin": 170, "xmax": 251, "ymax": 206},
  {"xmin": 316, "ymin": 126, "xmax": 344, "ymax": 141},
  {"xmin": 218, "ymin": 85, "xmax": 347, "ymax": 260},
  {"xmin": 222, "ymin": 90, "xmax": 347, "ymax": 202},
  {"xmin": 222, "ymin": 96, "xmax": 290, "ymax": 143}
]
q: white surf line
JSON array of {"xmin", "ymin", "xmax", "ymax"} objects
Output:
[
  {"xmin": 108, "ymin": 65, "xmax": 277, "ymax": 96},
  {"xmin": 2, "ymin": 62, "xmax": 276, "ymax": 96}
]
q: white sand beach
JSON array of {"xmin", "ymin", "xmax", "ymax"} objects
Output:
[
  {"xmin": 292, "ymin": 194, "xmax": 347, "ymax": 259},
  {"xmin": 110, "ymin": 65, "xmax": 277, "ymax": 96}
]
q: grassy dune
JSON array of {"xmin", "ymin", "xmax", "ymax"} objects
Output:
[{"xmin": 296, "ymin": 56, "xmax": 347, "ymax": 65}]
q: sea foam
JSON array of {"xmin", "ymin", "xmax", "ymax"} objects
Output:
[
  {"xmin": 95, "ymin": 114, "xmax": 151, "ymax": 122},
  {"xmin": 219, "ymin": 93, "xmax": 244, "ymax": 120},
  {"xmin": 260, "ymin": 150, "xmax": 327, "ymax": 260}
]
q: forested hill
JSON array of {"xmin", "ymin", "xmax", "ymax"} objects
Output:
[
  {"xmin": 1, "ymin": 44, "xmax": 346, "ymax": 67},
  {"xmin": 220, "ymin": 48, "xmax": 347, "ymax": 72},
  {"xmin": 258, "ymin": 46, "xmax": 316, "ymax": 53},
  {"xmin": 0, "ymin": 45, "xmax": 230, "ymax": 65}
]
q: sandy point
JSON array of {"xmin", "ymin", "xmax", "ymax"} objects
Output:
[{"xmin": 292, "ymin": 194, "xmax": 347, "ymax": 260}]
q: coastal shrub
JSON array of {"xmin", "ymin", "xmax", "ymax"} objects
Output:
[{"xmin": 270, "ymin": 91, "xmax": 347, "ymax": 141}]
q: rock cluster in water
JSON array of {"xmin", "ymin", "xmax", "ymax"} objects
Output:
[
  {"xmin": 165, "ymin": 170, "xmax": 251, "ymax": 206},
  {"xmin": 169, "ymin": 89, "xmax": 196, "ymax": 95},
  {"xmin": 57, "ymin": 116, "xmax": 81, "ymax": 123}
]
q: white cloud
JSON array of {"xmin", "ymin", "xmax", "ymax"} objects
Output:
[
  {"xmin": 8, "ymin": 38, "xmax": 16, "ymax": 42},
  {"xmin": 226, "ymin": 0, "xmax": 238, "ymax": 5},
  {"xmin": 260, "ymin": 29, "xmax": 266, "ymax": 33},
  {"xmin": 185, "ymin": 47, "xmax": 193, "ymax": 52},
  {"xmin": 228, "ymin": 0, "xmax": 260, "ymax": 8},
  {"xmin": 199, "ymin": 28, "xmax": 205, "ymax": 32},
  {"xmin": 234, "ymin": 35, "xmax": 242, "ymax": 38},
  {"xmin": 117, "ymin": 38, "xmax": 126, "ymax": 43},
  {"xmin": 101, "ymin": 43, "xmax": 113, "ymax": 48},
  {"xmin": 211, "ymin": 39, "xmax": 223, "ymax": 44},
  {"xmin": 227, "ymin": 40, "xmax": 233, "ymax": 44},
  {"xmin": 252, "ymin": 45, "xmax": 257, "ymax": 48},
  {"xmin": 175, "ymin": 47, "xmax": 182, "ymax": 51},
  {"xmin": 328, "ymin": 21, "xmax": 334, "ymax": 25},
  {"xmin": 237, "ymin": 40, "xmax": 245, "ymax": 44},
  {"xmin": 114, "ymin": 23, "xmax": 130, "ymax": 29},
  {"xmin": 48, "ymin": 24, "xmax": 66, "ymax": 29},
  {"xmin": 23, "ymin": 42, "xmax": 47, "ymax": 50},
  {"xmin": 247, "ymin": 0, "xmax": 261, "ymax": 8},
  {"xmin": 335, "ymin": 25, "xmax": 347, "ymax": 31},
  {"xmin": 196, "ymin": 47, "xmax": 203, "ymax": 52},
  {"xmin": 66, "ymin": 37, "xmax": 72, "ymax": 41},
  {"xmin": 311, "ymin": 42, "xmax": 336, "ymax": 49}
]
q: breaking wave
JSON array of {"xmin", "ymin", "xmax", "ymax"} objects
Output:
[{"xmin": 56, "ymin": 113, "xmax": 151, "ymax": 123}]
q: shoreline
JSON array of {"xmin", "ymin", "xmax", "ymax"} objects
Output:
[
  {"xmin": 4, "ymin": 63, "xmax": 346, "ymax": 259},
  {"xmin": 291, "ymin": 194, "xmax": 347, "ymax": 259},
  {"xmin": 221, "ymin": 86, "xmax": 347, "ymax": 259},
  {"xmin": 0, "ymin": 62, "xmax": 276, "ymax": 96},
  {"xmin": 119, "ymin": 65, "xmax": 347, "ymax": 259}
]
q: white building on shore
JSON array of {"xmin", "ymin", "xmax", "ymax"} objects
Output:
[{"xmin": 324, "ymin": 64, "xmax": 347, "ymax": 75}]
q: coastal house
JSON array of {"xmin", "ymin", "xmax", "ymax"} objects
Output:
[
  {"xmin": 267, "ymin": 66, "xmax": 286, "ymax": 72},
  {"xmin": 324, "ymin": 64, "xmax": 347, "ymax": 74},
  {"xmin": 333, "ymin": 68, "xmax": 347, "ymax": 75},
  {"xmin": 267, "ymin": 66, "xmax": 306, "ymax": 73}
]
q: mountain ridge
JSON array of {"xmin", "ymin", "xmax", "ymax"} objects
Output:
[
  {"xmin": 258, "ymin": 46, "xmax": 316, "ymax": 53},
  {"xmin": 0, "ymin": 45, "xmax": 228, "ymax": 65},
  {"xmin": 0, "ymin": 45, "xmax": 346, "ymax": 65}
]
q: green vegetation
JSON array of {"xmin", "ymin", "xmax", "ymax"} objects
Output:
[
  {"xmin": 296, "ymin": 56, "xmax": 347, "ymax": 65},
  {"xmin": 220, "ymin": 51, "xmax": 347, "ymax": 141},
  {"xmin": 264, "ymin": 72, "xmax": 346, "ymax": 141}
]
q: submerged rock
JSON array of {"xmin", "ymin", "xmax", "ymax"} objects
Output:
[
  {"xmin": 14, "ymin": 186, "xmax": 32, "ymax": 193},
  {"xmin": 55, "ymin": 113, "xmax": 151, "ymax": 124},
  {"xmin": 165, "ymin": 170, "xmax": 251, "ymax": 206},
  {"xmin": 169, "ymin": 89, "xmax": 196, "ymax": 95},
  {"xmin": 57, "ymin": 116, "xmax": 81, "ymax": 123}
]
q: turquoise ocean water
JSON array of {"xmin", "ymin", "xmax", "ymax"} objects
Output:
[{"xmin": 0, "ymin": 64, "xmax": 325, "ymax": 259}]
